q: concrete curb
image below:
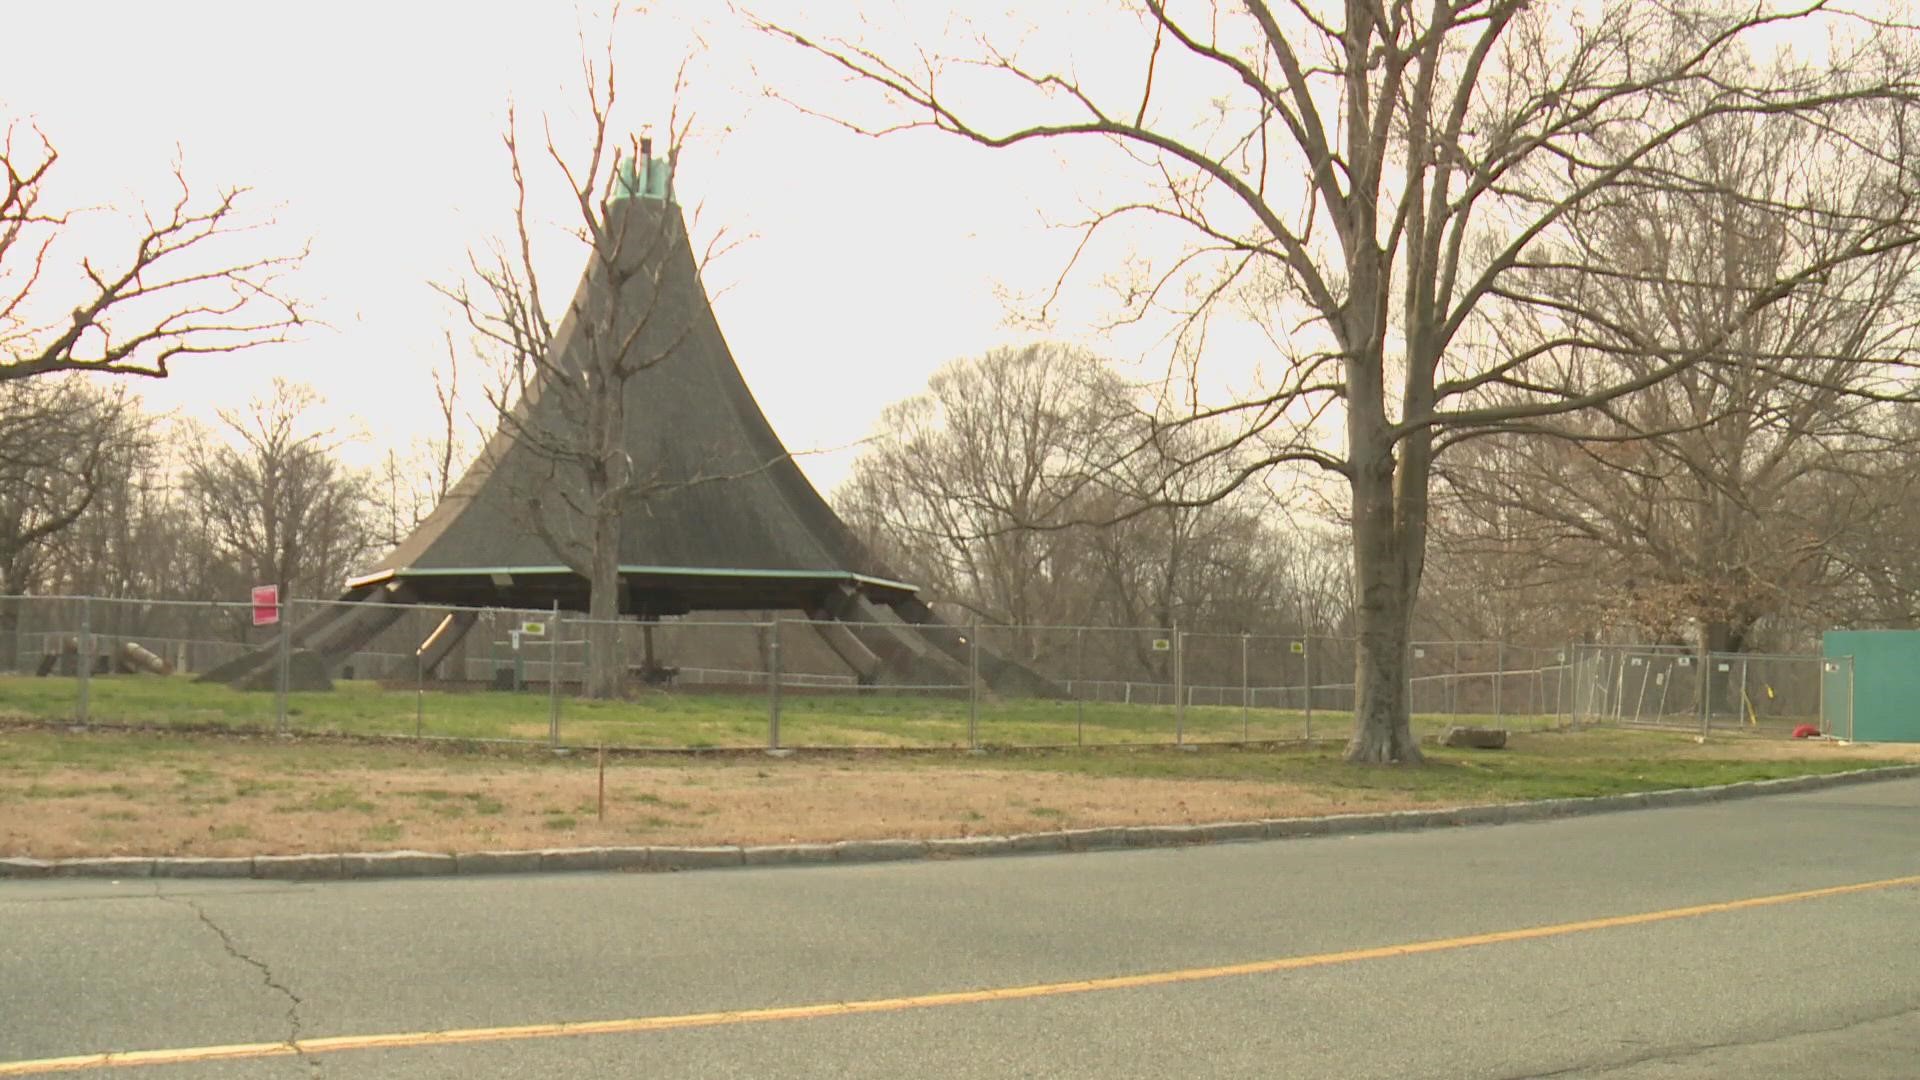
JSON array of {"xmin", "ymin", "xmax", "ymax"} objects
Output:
[{"xmin": 6, "ymin": 764, "xmax": 1917, "ymax": 882}]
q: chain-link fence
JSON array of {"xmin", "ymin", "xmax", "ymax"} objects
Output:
[
  {"xmin": 1569, "ymin": 644, "xmax": 1850, "ymax": 738},
  {"xmin": 0, "ymin": 593, "xmax": 1854, "ymax": 749}
]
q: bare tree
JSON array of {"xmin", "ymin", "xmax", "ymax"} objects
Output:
[
  {"xmin": 1, "ymin": 120, "xmax": 304, "ymax": 383},
  {"xmin": 436, "ymin": 28, "xmax": 737, "ymax": 698},
  {"xmin": 179, "ymin": 380, "xmax": 376, "ymax": 613},
  {"xmin": 371, "ymin": 335, "xmax": 473, "ymax": 550},
  {"xmin": 839, "ymin": 341, "xmax": 1346, "ymax": 681},
  {"xmin": 755, "ymin": 2, "xmax": 1920, "ymax": 761},
  {"xmin": 1434, "ymin": 106, "xmax": 1920, "ymax": 657},
  {"xmin": 837, "ymin": 344, "xmax": 1133, "ymax": 633},
  {"xmin": 0, "ymin": 377, "xmax": 154, "ymax": 666}
]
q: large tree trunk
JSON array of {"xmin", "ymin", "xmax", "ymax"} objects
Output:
[
  {"xmin": 1697, "ymin": 617, "xmax": 1755, "ymax": 720},
  {"xmin": 584, "ymin": 508, "xmax": 624, "ymax": 699},
  {"xmin": 1346, "ymin": 452, "xmax": 1424, "ymax": 764},
  {"xmin": 0, "ymin": 599, "xmax": 20, "ymax": 673}
]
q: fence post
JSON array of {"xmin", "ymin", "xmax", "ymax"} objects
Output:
[
  {"xmin": 1241, "ymin": 632, "xmax": 1250, "ymax": 742},
  {"xmin": 1697, "ymin": 637, "xmax": 1711, "ymax": 738},
  {"xmin": 1494, "ymin": 641, "xmax": 1505, "ymax": 722},
  {"xmin": 547, "ymin": 602, "xmax": 562, "ymax": 748},
  {"xmin": 1075, "ymin": 626, "xmax": 1085, "ymax": 748},
  {"xmin": 1738, "ymin": 656, "xmax": 1750, "ymax": 728},
  {"xmin": 1451, "ymin": 641, "xmax": 1461, "ymax": 716},
  {"xmin": 968, "ymin": 621, "xmax": 980, "ymax": 751},
  {"xmin": 1530, "ymin": 651, "xmax": 1542, "ymax": 726},
  {"xmin": 1173, "ymin": 622, "xmax": 1185, "ymax": 746},
  {"xmin": 1563, "ymin": 644, "xmax": 1575, "ymax": 728},
  {"xmin": 768, "ymin": 618, "xmax": 782, "ymax": 750},
  {"xmin": 1302, "ymin": 635, "xmax": 1313, "ymax": 740},
  {"xmin": 77, "ymin": 596, "xmax": 91, "ymax": 724},
  {"xmin": 1846, "ymin": 656, "xmax": 1856, "ymax": 742},
  {"xmin": 414, "ymin": 627, "xmax": 425, "ymax": 740},
  {"xmin": 274, "ymin": 599, "xmax": 291, "ymax": 736}
]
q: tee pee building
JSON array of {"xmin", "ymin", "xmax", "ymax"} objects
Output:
[{"xmin": 203, "ymin": 144, "xmax": 1054, "ymax": 697}]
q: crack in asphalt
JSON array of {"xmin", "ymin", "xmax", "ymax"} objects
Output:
[
  {"xmin": 1504, "ymin": 1004, "xmax": 1920, "ymax": 1079},
  {"xmin": 154, "ymin": 886, "xmax": 320, "ymax": 1076}
]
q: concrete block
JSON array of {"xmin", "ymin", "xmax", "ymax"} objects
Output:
[
  {"xmin": 1058, "ymin": 828, "xmax": 1130, "ymax": 851},
  {"xmin": 152, "ymin": 857, "xmax": 253, "ymax": 879},
  {"xmin": 1264, "ymin": 817, "xmax": 1331, "ymax": 839},
  {"xmin": 1321, "ymin": 813, "xmax": 1395, "ymax": 834},
  {"xmin": 926, "ymin": 836, "xmax": 1013, "ymax": 858},
  {"xmin": 53, "ymin": 857, "xmax": 155, "ymax": 879},
  {"xmin": 252, "ymin": 854, "xmax": 343, "ymax": 880},
  {"xmin": 601, "ymin": 847, "xmax": 654, "ymax": 871},
  {"xmin": 455, "ymin": 850, "xmax": 543, "ymax": 876},
  {"xmin": 342, "ymin": 851, "xmax": 455, "ymax": 879},
  {"xmin": 0, "ymin": 858, "xmax": 54, "ymax": 878},
  {"xmin": 1198, "ymin": 821, "xmax": 1267, "ymax": 843},
  {"xmin": 742, "ymin": 844, "xmax": 836, "ymax": 867},
  {"xmin": 539, "ymin": 847, "xmax": 613, "ymax": 873},
  {"xmin": 1441, "ymin": 726, "xmax": 1509, "ymax": 749},
  {"xmin": 1126, "ymin": 825, "xmax": 1206, "ymax": 847},
  {"xmin": 834, "ymin": 839, "xmax": 929, "ymax": 863},
  {"xmin": 1447, "ymin": 804, "xmax": 1511, "ymax": 827},
  {"xmin": 651, "ymin": 846, "xmax": 744, "ymax": 871}
]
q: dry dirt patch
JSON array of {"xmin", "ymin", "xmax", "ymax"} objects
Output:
[
  {"xmin": 2, "ymin": 730, "xmax": 1904, "ymax": 860},
  {"xmin": 0, "ymin": 757, "xmax": 1426, "ymax": 859}
]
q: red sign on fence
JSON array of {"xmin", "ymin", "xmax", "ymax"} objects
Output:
[{"xmin": 251, "ymin": 584, "xmax": 280, "ymax": 627}]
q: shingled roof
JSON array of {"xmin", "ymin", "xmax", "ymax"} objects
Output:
[{"xmin": 355, "ymin": 177, "xmax": 915, "ymax": 616}]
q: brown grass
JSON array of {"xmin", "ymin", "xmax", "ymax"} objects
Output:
[
  {"xmin": 0, "ymin": 759, "xmax": 1433, "ymax": 859},
  {"xmin": 1, "ymin": 729, "xmax": 1908, "ymax": 859}
]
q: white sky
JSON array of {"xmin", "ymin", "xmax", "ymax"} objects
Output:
[{"xmin": 1, "ymin": 1, "xmax": 1190, "ymax": 494}]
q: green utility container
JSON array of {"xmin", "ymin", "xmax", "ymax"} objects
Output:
[{"xmin": 1822, "ymin": 630, "xmax": 1920, "ymax": 742}]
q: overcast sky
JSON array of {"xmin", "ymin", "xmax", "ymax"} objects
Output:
[{"xmin": 2, "ymin": 2, "xmax": 1188, "ymax": 495}]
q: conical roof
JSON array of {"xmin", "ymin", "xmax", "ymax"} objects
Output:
[{"xmin": 355, "ymin": 185, "xmax": 915, "ymax": 615}]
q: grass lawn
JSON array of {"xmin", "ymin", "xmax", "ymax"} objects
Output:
[
  {"xmin": 0, "ymin": 673, "xmax": 1578, "ymax": 750},
  {"xmin": 0, "ymin": 726, "xmax": 1904, "ymax": 859}
]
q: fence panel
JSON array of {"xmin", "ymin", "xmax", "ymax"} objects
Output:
[
  {"xmin": 755, "ymin": 617, "xmax": 962, "ymax": 748},
  {"xmin": 0, "ymin": 595, "xmax": 285, "ymax": 732},
  {"xmin": 1571, "ymin": 644, "xmax": 1831, "ymax": 738},
  {"xmin": 0, "ymin": 592, "xmax": 1858, "ymax": 751},
  {"xmin": 538, "ymin": 615, "xmax": 772, "ymax": 749}
]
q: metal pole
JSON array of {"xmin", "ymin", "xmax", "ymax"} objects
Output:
[
  {"xmin": 1241, "ymin": 632, "xmax": 1250, "ymax": 742},
  {"xmin": 768, "ymin": 618, "xmax": 782, "ymax": 750},
  {"xmin": 1303, "ymin": 635, "xmax": 1314, "ymax": 740},
  {"xmin": 1075, "ymin": 626, "xmax": 1085, "ymax": 748},
  {"xmin": 1494, "ymin": 641, "xmax": 1505, "ymax": 722},
  {"xmin": 275, "ymin": 599, "xmax": 291, "ymax": 736},
  {"xmin": 1697, "ymin": 637, "xmax": 1711, "ymax": 738},
  {"xmin": 1738, "ymin": 656, "xmax": 1751, "ymax": 728},
  {"xmin": 1631, "ymin": 653, "xmax": 1654, "ymax": 725},
  {"xmin": 1846, "ymin": 656, "xmax": 1856, "ymax": 742},
  {"xmin": 1531, "ymin": 652, "xmax": 1542, "ymax": 726},
  {"xmin": 1173, "ymin": 623, "xmax": 1185, "ymax": 746},
  {"xmin": 547, "ymin": 602, "xmax": 562, "ymax": 748},
  {"xmin": 1451, "ymin": 641, "xmax": 1462, "ymax": 716},
  {"xmin": 1562, "ymin": 644, "xmax": 1574, "ymax": 727},
  {"xmin": 414, "ymin": 634, "xmax": 424, "ymax": 740},
  {"xmin": 968, "ymin": 621, "xmax": 980, "ymax": 751},
  {"xmin": 76, "ymin": 596, "xmax": 91, "ymax": 724}
]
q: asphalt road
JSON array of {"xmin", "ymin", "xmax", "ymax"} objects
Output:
[{"xmin": 2, "ymin": 778, "xmax": 1918, "ymax": 1078}]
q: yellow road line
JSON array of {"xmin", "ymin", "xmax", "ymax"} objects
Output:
[{"xmin": 5, "ymin": 872, "xmax": 1916, "ymax": 1075}]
